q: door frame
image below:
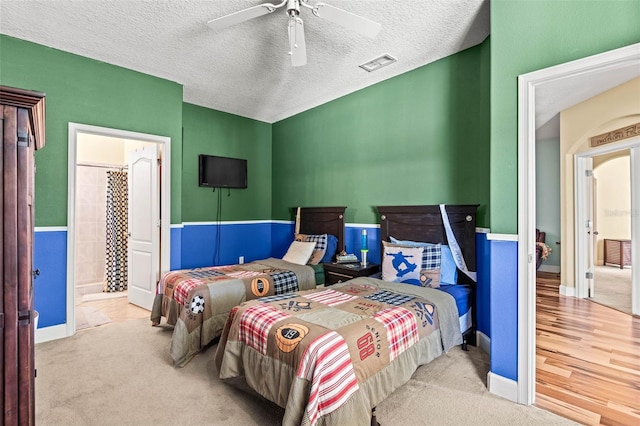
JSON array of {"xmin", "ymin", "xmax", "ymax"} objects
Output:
[
  {"xmin": 575, "ymin": 155, "xmax": 594, "ymax": 299},
  {"xmin": 517, "ymin": 43, "xmax": 640, "ymax": 404},
  {"xmin": 66, "ymin": 123, "xmax": 171, "ymax": 337},
  {"xmin": 575, "ymin": 140, "xmax": 640, "ymax": 301}
]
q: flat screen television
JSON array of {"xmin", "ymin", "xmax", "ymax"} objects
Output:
[{"xmin": 198, "ymin": 154, "xmax": 247, "ymax": 189}]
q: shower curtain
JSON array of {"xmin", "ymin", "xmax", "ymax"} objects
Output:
[{"xmin": 104, "ymin": 170, "xmax": 128, "ymax": 292}]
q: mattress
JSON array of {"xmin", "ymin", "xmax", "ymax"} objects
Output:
[
  {"xmin": 438, "ymin": 284, "xmax": 472, "ymax": 332},
  {"xmin": 366, "ymin": 279, "xmax": 472, "ymax": 332}
]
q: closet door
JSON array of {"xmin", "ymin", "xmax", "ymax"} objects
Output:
[{"xmin": 1, "ymin": 86, "xmax": 45, "ymax": 426}]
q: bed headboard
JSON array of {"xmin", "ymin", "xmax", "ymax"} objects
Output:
[
  {"xmin": 297, "ymin": 206, "xmax": 346, "ymax": 260},
  {"xmin": 377, "ymin": 205, "xmax": 478, "ymax": 283}
]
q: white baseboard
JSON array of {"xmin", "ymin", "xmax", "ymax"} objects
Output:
[
  {"xmin": 477, "ymin": 330, "xmax": 490, "ymax": 355},
  {"xmin": 487, "ymin": 371, "xmax": 518, "ymax": 403},
  {"xmin": 559, "ymin": 284, "xmax": 576, "ymax": 297},
  {"xmin": 35, "ymin": 324, "xmax": 68, "ymax": 344},
  {"xmin": 538, "ymin": 264, "xmax": 560, "ymax": 273}
]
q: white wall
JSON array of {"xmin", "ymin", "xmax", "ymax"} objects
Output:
[{"xmin": 594, "ymin": 155, "xmax": 631, "ymax": 263}]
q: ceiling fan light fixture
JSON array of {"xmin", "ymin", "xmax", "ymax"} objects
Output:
[
  {"xmin": 208, "ymin": 0, "xmax": 382, "ymax": 67},
  {"xmin": 359, "ymin": 54, "xmax": 397, "ymax": 72}
]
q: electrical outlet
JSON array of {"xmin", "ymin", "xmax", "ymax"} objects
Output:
[{"xmin": 239, "ymin": 256, "xmax": 244, "ymax": 264}]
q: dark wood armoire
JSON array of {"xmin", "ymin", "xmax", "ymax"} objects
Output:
[{"xmin": 1, "ymin": 86, "xmax": 46, "ymax": 426}]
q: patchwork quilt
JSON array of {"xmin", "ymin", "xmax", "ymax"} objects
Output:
[
  {"xmin": 215, "ymin": 276, "xmax": 462, "ymax": 426},
  {"xmin": 151, "ymin": 258, "xmax": 316, "ymax": 367}
]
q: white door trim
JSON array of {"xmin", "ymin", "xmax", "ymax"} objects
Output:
[
  {"xmin": 574, "ymin": 155, "xmax": 593, "ymax": 299},
  {"xmin": 517, "ymin": 42, "xmax": 640, "ymax": 405},
  {"xmin": 575, "ymin": 138, "xmax": 640, "ymax": 301},
  {"xmin": 66, "ymin": 123, "xmax": 171, "ymax": 338}
]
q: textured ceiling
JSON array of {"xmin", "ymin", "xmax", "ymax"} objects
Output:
[
  {"xmin": 0, "ymin": 0, "xmax": 490, "ymax": 123},
  {"xmin": 2, "ymin": 1, "xmax": 637, "ymax": 131},
  {"xmin": 535, "ymin": 56, "xmax": 640, "ymax": 140}
]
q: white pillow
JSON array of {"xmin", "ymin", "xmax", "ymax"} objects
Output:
[{"xmin": 283, "ymin": 241, "xmax": 317, "ymax": 265}]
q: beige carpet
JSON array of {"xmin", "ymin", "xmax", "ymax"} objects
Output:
[
  {"xmin": 35, "ymin": 318, "xmax": 577, "ymax": 426},
  {"xmin": 75, "ymin": 306, "xmax": 112, "ymax": 330},
  {"xmin": 593, "ymin": 265, "xmax": 633, "ymax": 314}
]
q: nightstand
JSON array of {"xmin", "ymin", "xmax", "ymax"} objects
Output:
[{"xmin": 322, "ymin": 262, "xmax": 380, "ymax": 286}]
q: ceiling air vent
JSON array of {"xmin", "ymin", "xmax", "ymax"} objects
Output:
[{"xmin": 359, "ymin": 54, "xmax": 397, "ymax": 72}]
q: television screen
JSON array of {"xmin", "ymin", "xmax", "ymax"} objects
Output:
[{"xmin": 198, "ymin": 154, "xmax": 247, "ymax": 189}]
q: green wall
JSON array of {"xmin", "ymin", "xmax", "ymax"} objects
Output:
[
  {"xmin": 490, "ymin": 0, "xmax": 640, "ymax": 233},
  {"xmin": 0, "ymin": 35, "xmax": 184, "ymax": 225},
  {"xmin": 272, "ymin": 42, "xmax": 491, "ymax": 225},
  {"xmin": 181, "ymin": 103, "xmax": 272, "ymax": 221}
]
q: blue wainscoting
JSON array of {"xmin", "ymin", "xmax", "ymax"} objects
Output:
[
  {"xmin": 271, "ymin": 221, "xmax": 296, "ymax": 259},
  {"xmin": 170, "ymin": 225, "xmax": 182, "ymax": 270},
  {"xmin": 271, "ymin": 223, "xmax": 383, "ymax": 265},
  {"xmin": 33, "ymin": 229, "xmax": 68, "ymax": 328},
  {"xmin": 34, "ymin": 222, "xmax": 510, "ymax": 387},
  {"xmin": 476, "ymin": 232, "xmax": 490, "ymax": 342},
  {"xmin": 488, "ymin": 235, "xmax": 518, "ymax": 382},
  {"xmin": 345, "ymin": 225, "xmax": 381, "ymax": 264},
  {"xmin": 180, "ymin": 221, "xmax": 273, "ymax": 268}
]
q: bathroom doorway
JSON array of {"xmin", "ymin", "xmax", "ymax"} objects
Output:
[{"xmin": 66, "ymin": 123, "xmax": 171, "ymax": 336}]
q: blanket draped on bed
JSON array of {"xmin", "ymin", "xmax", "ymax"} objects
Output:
[
  {"xmin": 151, "ymin": 258, "xmax": 316, "ymax": 367},
  {"xmin": 215, "ymin": 277, "xmax": 462, "ymax": 426}
]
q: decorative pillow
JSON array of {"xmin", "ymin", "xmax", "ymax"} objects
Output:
[
  {"xmin": 384, "ymin": 240, "xmax": 441, "ymax": 270},
  {"xmin": 321, "ymin": 234, "xmax": 339, "ymax": 263},
  {"xmin": 295, "ymin": 233, "xmax": 327, "ymax": 265},
  {"xmin": 283, "ymin": 241, "xmax": 317, "ymax": 265},
  {"xmin": 382, "ymin": 245, "xmax": 423, "ymax": 286},
  {"xmin": 420, "ymin": 268, "xmax": 441, "ymax": 288},
  {"xmin": 390, "ymin": 236, "xmax": 458, "ymax": 284},
  {"xmin": 421, "ymin": 244, "xmax": 442, "ymax": 270}
]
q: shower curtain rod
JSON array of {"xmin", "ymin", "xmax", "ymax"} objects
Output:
[{"xmin": 77, "ymin": 162, "xmax": 128, "ymax": 170}]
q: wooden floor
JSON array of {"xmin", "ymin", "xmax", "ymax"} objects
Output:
[{"xmin": 535, "ymin": 272, "xmax": 640, "ymax": 425}]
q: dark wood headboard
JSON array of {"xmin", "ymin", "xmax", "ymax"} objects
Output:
[
  {"xmin": 377, "ymin": 205, "xmax": 478, "ymax": 283},
  {"xmin": 296, "ymin": 206, "xmax": 346, "ymax": 260}
]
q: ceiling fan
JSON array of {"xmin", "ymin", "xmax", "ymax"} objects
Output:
[{"xmin": 207, "ymin": 0, "xmax": 381, "ymax": 67}]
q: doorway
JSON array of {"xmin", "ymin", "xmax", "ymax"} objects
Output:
[
  {"xmin": 593, "ymin": 152, "xmax": 633, "ymax": 314},
  {"xmin": 517, "ymin": 43, "xmax": 640, "ymax": 405},
  {"xmin": 576, "ymin": 143, "xmax": 639, "ymax": 316},
  {"xmin": 66, "ymin": 123, "xmax": 171, "ymax": 337}
]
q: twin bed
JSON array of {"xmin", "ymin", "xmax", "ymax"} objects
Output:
[
  {"xmin": 151, "ymin": 207, "xmax": 346, "ymax": 367},
  {"xmin": 377, "ymin": 204, "xmax": 478, "ymax": 349},
  {"xmin": 153, "ymin": 204, "xmax": 478, "ymax": 425}
]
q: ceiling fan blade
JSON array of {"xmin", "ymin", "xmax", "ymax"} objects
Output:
[
  {"xmin": 207, "ymin": 3, "xmax": 278, "ymax": 31},
  {"xmin": 312, "ymin": 3, "xmax": 381, "ymax": 38},
  {"xmin": 288, "ymin": 18, "xmax": 307, "ymax": 67}
]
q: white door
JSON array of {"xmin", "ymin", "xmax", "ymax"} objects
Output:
[{"xmin": 127, "ymin": 145, "xmax": 159, "ymax": 310}]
